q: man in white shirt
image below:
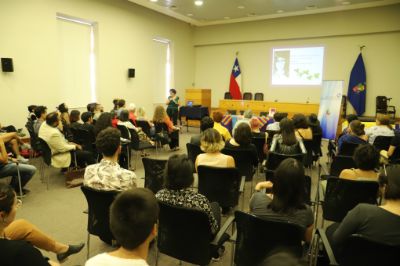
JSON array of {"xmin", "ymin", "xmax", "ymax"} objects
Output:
[
  {"xmin": 85, "ymin": 188, "xmax": 158, "ymax": 266},
  {"xmin": 84, "ymin": 127, "xmax": 136, "ymax": 191}
]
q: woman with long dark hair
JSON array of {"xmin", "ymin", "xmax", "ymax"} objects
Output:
[{"xmin": 270, "ymin": 118, "xmax": 306, "ymax": 155}]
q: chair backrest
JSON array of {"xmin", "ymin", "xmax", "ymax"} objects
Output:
[
  {"xmin": 266, "ymin": 130, "xmax": 278, "ymax": 146},
  {"xmin": 116, "ymin": 125, "xmax": 130, "ymax": 140},
  {"xmin": 71, "ymin": 127, "xmax": 95, "ymax": 152},
  {"xmin": 157, "ymin": 201, "xmax": 213, "ymax": 265},
  {"xmin": 154, "ymin": 122, "xmax": 168, "ymax": 133},
  {"xmin": 234, "ymin": 211, "xmax": 304, "ymax": 266},
  {"xmin": 329, "ymin": 155, "xmax": 356, "ymax": 177},
  {"xmin": 254, "ymin": 92, "xmax": 264, "ymax": 101},
  {"xmin": 323, "ymin": 177, "xmax": 379, "ymax": 222},
  {"xmin": 251, "ymin": 136, "xmax": 266, "ymax": 163},
  {"xmin": 38, "ymin": 138, "xmax": 52, "ymax": 166},
  {"xmin": 25, "ymin": 121, "xmax": 40, "ymax": 152},
  {"xmin": 136, "ymin": 120, "xmax": 152, "ymax": 137},
  {"xmin": 142, "ymin": 157, "xmax": 167, "ymax": 194},
  {"xmin": 186, "ymin": 143, "xmax": 203, "ymax": 169},
  {"xmin": 128, "ymin": 128, "xmax": 140, "ymax": 150},
  {"xmin": 339, "ymin": 142, "xmax": 360, "ymax": 156},
  {"xmin": 302, "ymin": 140, "xmax": 314, "ymax": 167},
  {"xmin": 373, "ymin": 135, "xmax": 393, "ymax": 151},
  {"xmin": 80, "ymin": 186, "xmax": 118, "ymax": 244},
  {"xmin": 197, "ymin": 165, "xmax": 241, "ymax": 208},
  {"xmin": 265, "ymin": 152, "xmax": 304, "ymax": 182},
  {"xmin": 376, "ymin": 96, "xmax": 388, "ymax": 110},
  {"xmin": 224, "ymin": 91, "xmax": 232, "ymax": 99},
  {"xmin": 243, "ymin": 92, "xmax": 252, "ymax": 100},
  {"xmin": 340, "ymin": 234, "xmax": 400, "ymax": 266},
  {"xmin": 221, "ymin": 147, "xmax": 256, "ymax": 181}
]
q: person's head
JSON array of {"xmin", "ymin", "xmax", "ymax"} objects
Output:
[
  {"xmin": 250, "ymin": 117, "xmax": 260, "ymax": 131},
  {"xmin": 57, "ymin": 103, "xmax": 68, "ymax": 113},
  {"xmin": 353, "ymin": 144, "xmax": 379, "ymax": 171},
  {"xmin": 94, "ymin": 112, "xmax": 113, "ymax": 136},
  {"xmin": 346, "ymin": 114, "xmax": 358, "ymax": 124},
  {"xmin": 279, "ymin": 118, "xmax": 297, "ymax": 146},
  {"xmin": 307, "ymin": 114, "xmax": 320, "ymax": 127},
  {"xmin": 380, "ymin": 165, "xmax": 400, "ymax": 200},
  {"xmin": 376, "ymin": 113, "xmax": 392, "ymax": 129},
  {"xmin": 119, "ymin": 109, "xmax": 130, "ymax": 122},
  {"xmin": 95, "ymin": 103, "xmax": 103, "ymax": 113},
  {"xmin": 81, "ymin": 112, "xmax": 93, "ymax": 124},
  {"xmin": 96, "ymin": 127, "xmax": 121, "ymax": 157},
  {"xmin": 0, "ymin": 184, "xmax": 21, "ymax": 228},
  {"xmin": 28, "ymin": 105, "xmax": 37, "ymax": 113},
  {"xmin": 45, "ymin": 112, "xmax": 60, "ymax": 127},
  {"xmin": 137, "ymin": 107, "xmax": 146, "ymax": 118},
  {"xmin": 69, "ymin": 110, "xmax": 81, "ymax": 123},
  {"xmin": 200, "ymin": 116, "xmax": 214, "ymax": 132},
  {"xmin": 349, "ymin": 120, "xmax": 365, "ymax": 136},
  {"xmin": 117, "ymin": 99, "xmax": 126, "ymax": 109},
  {"xmin": 233, "ymin": 122, "xmax": 252, "ymax": 146},
  {"xmin": 261, "ymin": 250, "xmax": 302, "ymax": 266},
  {"xmin": 34, "ymin": 106, "xmax": 47, "ymax": 119},
  {"xmin": 169, "ymin": 88, "xmax": 176, "ymax": 96},
  {"xmin": 164, "ymin": 154, "xmax": 193, "ymax": 190},
  {"xmin": 273, "ymin": 112, "xmax": 287, "ymax": 123},
  {"xmin": 128, "ymin": 103, "xmax": 136, "ymax": 113},
  {"xmin": 200, "ymin": 128, "xmax": 225, "ymax": 153},
  {"xmin": 110, "ymin": 188, "xmax": 159, "ymax": 250},
  {"xmin": 243, "ymin": 109, "xmax": 253, "ymax": 119},
  {"xmin": 153, "ymin": 106, "xmax": 167, "ymax": 122},
  {"xmin": 292, "ymin": 114, "xmax": 309, "ymax": 129},
  {"xmin": 212, "ymin": 111, "xmax": 224, "ymax": 123},
  {"xmin": 113, "ymin": 99, "xmax": 119, "ymax": 110},
  {"xmin": 87, "ymin": 102, "xmax": 97, "ymax": 112},
  {"xmin": 269, "ymin": 158, "xmax": 306, "ymax": 213}
]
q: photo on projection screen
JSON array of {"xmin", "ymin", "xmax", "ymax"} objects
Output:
[{"xmin": 271, "ymin": 47, "xmax": 324, "ymax": 85}]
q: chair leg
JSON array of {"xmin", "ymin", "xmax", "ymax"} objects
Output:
[
  {"xmin": 87, "ymin": 233, "xmax": 90, "ymax": 260},
  {"xmin": 16, "ymin": 164, "xmax": 23, "ymax": 199},
  {"xmin": 155, "ymin": 244, "xmax": 159, "ymax": 266},
  {"xmin": 47, "ymin": 166, "xmax": 49, "ymax": 190}
]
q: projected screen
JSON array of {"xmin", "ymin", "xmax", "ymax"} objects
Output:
[{"xmin": 271, "ymin": 47, "xmax": 324, "ymax": 85}]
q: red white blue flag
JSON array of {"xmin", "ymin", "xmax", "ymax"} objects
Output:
[{"xmin": 229, "ymin": 58, "xmax": 242, "ymax": 99}]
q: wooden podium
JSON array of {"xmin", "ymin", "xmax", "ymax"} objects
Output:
[{"xmin": 182, "ymin": 88, "xmax": 211, "ymax": 127}]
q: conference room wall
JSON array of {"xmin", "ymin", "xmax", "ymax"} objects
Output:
[
  {"xmin": 0, "ymin": 0, "xmax": 194, "ymax": 129},
  {"xmin": 194, "ymin": 5, "xmax": 400, "ymax": 117}
]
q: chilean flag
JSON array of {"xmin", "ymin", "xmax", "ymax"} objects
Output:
[{"xmin": 229, "ymin": 58, "xmax": 242, "ymax": 99}]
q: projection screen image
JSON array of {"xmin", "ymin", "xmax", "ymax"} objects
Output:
[{"xmin": 272, "ymin": 47, "xmax": 324, "ymax": 85}]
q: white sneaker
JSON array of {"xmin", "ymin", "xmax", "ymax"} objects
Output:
[{"xmin": 17, "ymin": 156, "xmax": 29, "ymax": 163}]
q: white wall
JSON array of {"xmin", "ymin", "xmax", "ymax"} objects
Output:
[
  {"xmin": 193, "ymin": 5, "xmax": 400, "ymax": 116},
  {"xmin": 0, "ymin": 0, "xmax": 194, "ymax": 128}
]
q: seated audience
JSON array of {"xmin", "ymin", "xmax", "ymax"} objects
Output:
[
  {"xmin": 0, "ymin": 184, "xmax": 59, "ymax": 266},
  {"xmin": 365, "ymin": 113, "xmax": 395, "ymax": 144},
  {"xmin": 195, "ymin": 128, "xmax": 235, "ymax": 170},
  {"xmin": 190, "ymin": 116, "xmax": 214, "ymax": 146},
  {"xmin": 212, "ymin": 111, "xmax": 232, "ymax": 141},
  {"xmin": 0, "ymin": 138, "xmax": 35, "ymax": 194},
  {"xmin": 80, "ymin": 111, "xmax": 95, "ymax": 135},
  {"xmin": 250, "ymin": 158, "xmax": 314, "ymax": 243},
  {"xmin": 270, "ymin": 118, "xmax": 306, "ymax": 155},
  {"xmin": 85, "ymin": 188, "xmax": 158, "ymax": 266},
  {"xmin": 127, "ymin": 103, "xmax": 137, "ymax": 125},
  {"xmin": 326, "ymin": 164, "xmax": 400, "ymax": 262},
  {"xmin": 69, "ymin": 110, "xmax": 81, "ymax": 129},
  {"xmin": 136, "ymin": 107, "xmax": 154, "ymax": 127},
  {"xmin": 152, "ymin": 105, "xmax": 179, "ymax": 151},
  {"xmin": 156, "ymin": 155, "xmax": 220, "ymax": 235},
  {"xmin": 339, "ymin": 144, "xmax": 379, "ymax": 181},
  {"xmin": 0, "ymin": 131, "xmax": 30, "ymax": 163},
  {"xmin": 84, "ymin": 128, "xmax": 136, "ymax": 191},
  {"xmin": 337, "ymin": 120, "xmax": 368, "ymax": 153},
  {"xmin": 266, "ymin": 112, "xmax": 287, "ymax": 131},
  {"xmin": 307, "ymin": 113, "xmax": 323, "ymax": 136},
  {"xmin": 39, "ymin": 112, "xmax": 95, "ymax": 168},
  {"xmin": 250, "ymin": 116, "xmax": 268, "ymax": 142},
  {"xmin": 224, "ymin": 122, "xmax": 258, "ymax": 167},
  {"xmin": 342, "ymin": 114, "xmax": 358, "ymax": 134},
  {"xmin": 33, "ymin": 106, "xmax": 47, "ymax": 135},
  {"xmin": 87, "ymin": 102, "xmax": 103, "ymax": 122},
  {"xmin": 112, "ymin": 99, "xmax": 119, "ymax": 111},
  {"xmin": 232, "ymin": 109, "xmax": 252, "ymax": 134},
  {"xmin": 57, "ymin": 103, "xmax": 73, "ymax": 141},
  {"xmin": 293, "ymin": 114, "xmax": 313, "ymax": 140},
  {"xmin": 94, "ymin": 112, "xmax": 113, "ymax": 137},
  {"xmin": 116, "ymin": 99, "xmax": 126, "ymax": 118},
  {"xmin": 27, "ymin": 105, "xmax": 37, "ymax": 122}
]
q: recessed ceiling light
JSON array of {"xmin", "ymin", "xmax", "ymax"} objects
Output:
[
  {"xmin": 150, "ymin": 0, "xmax": 158, "ymax": 2},
  {"xmin": 194, "ymin": 0, "xmax": 203, "ymax": 6},
  {"xmin": 224, "ymin": 16, "xmax": 230, "ymax": 19},
  {"xmin": 342, "ymin": 1, "xmax": 351, "ymax": 5},
  {"xmin": 237, "ymin": 5, "xmax": 245, "ymax": 9},
  {"xmin": 305, "ymin": 5, "xmax": 317, "ymax": 10},
  {"xmin": 276, "ymin": 9, "xmax": 284, "ymax": 13}
]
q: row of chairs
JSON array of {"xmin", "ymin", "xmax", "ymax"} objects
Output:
[{"xmin": 224, "ymin": 92, "xmax": 264, "ymax": 101}]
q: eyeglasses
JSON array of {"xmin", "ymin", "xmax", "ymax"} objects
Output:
[{"xmin": 16, "ymin": 199, "xmax": 22, "ymax": 210}]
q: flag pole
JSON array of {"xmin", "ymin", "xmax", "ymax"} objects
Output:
[
  {"xmin": 236, "ymin": 51, "xmax": 239, "ymax": 56},
  {"xmin": 359, "ymin": 45, "xmax": 365, "ymax": 52}
]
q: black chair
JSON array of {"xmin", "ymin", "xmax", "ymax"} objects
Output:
[
  {"xmin": 222, "ymin": 147, "xmax": 258, "ymax": 181},
  {"xmin": 376, "ymin": 96, "xmax": 396, "ymax": 119},
  {"xmin": 142, "ymin": 157, "xmax": 167, "ymax": 194},
  {"xmin": 338, "ymin": 142, "xmax": 360, "ymax": 156},
  {"xmin": 37, "ymin": 138, "xmax": 59, "ymax": 189},
  {"xmin": 136, "ymin": 120, "xmax": 153, "ymax": 139},
  {"xmin": 314, "ymin": 229, "xmax": 400, "ymax": 266},
  {"xmin": 116, "ymin": 125, "xmax": 132, "ymax": 169},
  {"xmin": 254, "ymin": 92, "xmax": 264, "ymax": 101},
  {"xmin": 128, "ymin": 128, "xmax": 155, "ymax": 168},
  {"xmin": 233, "ymin": 211, "xmax": 304, "ymax": 266},
  {"xmin": 80, "ymin": 186, "xmax": 118, "ymax": 259},
  {"xmin": 156, "ymin": 201, "xmax": 234, "ymax": 266},
  {"xmin": 265, "ymin": 152, "xmax": 304, "ymax": 182},
  {"xmin": 243, "ymin": 92, "xmax": 252, "ymax": 100},
  {"xmin": 321, "ymin": 177, "xmax": 379, "ymax": 223},
  {"xmin": 70, "ymin": 127, "xmax": 96, "ymax": 153},
  {"xmin": 197, "ymin": 166, "xmax": 245, "ymax": 210},
  {"xmin": 25, "ymin": 120, "xmax": 40, "ymax": 157},
  {"xmin": 265, "ymin": 130, "xmax": 278, "ymax": 147},
  {"xmin": 329, "ymin": 155, "xmax": 356, "ymax": 177},
  {"xmin": 227, "ymin": 110, "xmax": 237, "ymax": 115},
  {"xmin": 251, "ymin": 136, "xmax": 266, "ymax": 164},
  {"xmin": 186, "ymin": 143, "xmax": 203, "ymax": 171},
  {"xmin": 154, "ymin": 122, "xmax": 178, "ymax": 149},
  {"xmin": 373, "ymin": 135, "xmax": 393, "ymax": 151},
  {"xmin": 224, "ymin": 92, "xmax": 232, "ymax": 99}
]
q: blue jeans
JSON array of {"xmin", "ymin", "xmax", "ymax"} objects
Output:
[{"xmin": 0, "ymin": 163, "xmax": 36, "ymax": 189}]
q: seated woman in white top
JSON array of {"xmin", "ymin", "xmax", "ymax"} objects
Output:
[
  {"xmin": 365, "ymin": 113, "xmax": 394, "ymax": 144},
  {"xmin": 195, "ymin": 128, "xmax": 235, "ymax": 171}
]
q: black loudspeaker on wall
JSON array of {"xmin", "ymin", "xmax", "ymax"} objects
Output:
[
  {"xmin": 128, "ymin": 68, "xmax": 135, "ymax": 78},
  {"xmin": 1, "ymin": 58, "xmax": 14, "ymax": 72}
]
